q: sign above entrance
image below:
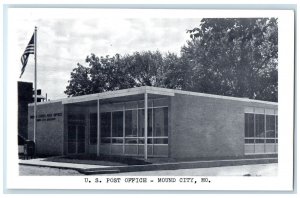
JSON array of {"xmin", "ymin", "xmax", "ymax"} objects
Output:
[{"xmin": 30, "ymin": 112, "xmax": 62, "ymax": 122}]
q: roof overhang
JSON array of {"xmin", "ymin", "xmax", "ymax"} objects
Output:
[
  {"xmin": 61, "ymin": 86, "xmax": 175, "ymax": 104},
  {"xmin": 29, "ymin": 86, "xmax": 277, "ymax": 106}
]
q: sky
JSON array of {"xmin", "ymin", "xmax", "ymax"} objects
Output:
[{"xmin": 8, "ymin": 8, "xmax": 202, "ymax": 100}]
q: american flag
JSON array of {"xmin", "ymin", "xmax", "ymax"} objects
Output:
[{"xmin": 20, "ymin": 32, "xmax": 35, "ymax": 78}]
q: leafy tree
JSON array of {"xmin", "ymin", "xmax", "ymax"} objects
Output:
[
  {"xmin": 65, "ymin": 18, "xmax": 277, "ymax": 102},
  {"xmin": 65, "ymin": 63, "xmax": 92, "ymax": 96},
  {"xmin": 65, "ymin": 51, "xmax": 182, "ymax": 96},
  {"xmin": 183, "ymin": 18, "xmax": 278, "ymax": 101},
  {"xmin": 163, "ymin": 53, "xmax": 189, "ymax": 89},
  {"xmin": 124, "ymin": 51, "xmax": 164, "ymax": 86},
  {"xmin": 86, "ymin": 53, "xmax": 136, "ymax": 93}
]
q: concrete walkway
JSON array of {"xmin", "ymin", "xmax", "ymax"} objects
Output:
[
  {"xmin": 100, "ymin": 163, "xmax": 278, "ymax": 176},
  {"xmin": 19, "ymin": 157, "xmax": 278, "ymax": 175},
  {"xmin": 19, "ymin": 158, "xmax": 110, "ymax": 170},
  {"xmin": 19, "ymin": 163, "xmax": 278, "ymax": 176}
]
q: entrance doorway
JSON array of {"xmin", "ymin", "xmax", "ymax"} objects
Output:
[{"xmin": 68, "ymin": 125, "xmax": 85, "ymax": 154}]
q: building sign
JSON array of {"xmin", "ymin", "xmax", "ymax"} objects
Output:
[{"xmin": 30, "ymin": 113, "xmax": 62, "ymax": 122}]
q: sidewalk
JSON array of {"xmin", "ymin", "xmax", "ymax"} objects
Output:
[
  {"xmin": 19, "ymin": 158, "xmax": 110, "ymax": 170},
  {"xmin": 100, "ymin": 163, "xmax": 278, "ymax": 176},
  {"xmin": 19, "ymin": 157, "xmax": 278, "ymax": 175}
]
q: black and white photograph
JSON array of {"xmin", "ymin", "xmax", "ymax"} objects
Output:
[{"xmin": 3, "ymin": 5, "xmax": 295, "ymax": 192}]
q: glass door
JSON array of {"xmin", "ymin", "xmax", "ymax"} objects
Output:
[
  {"xmin": 67, "ymin": 113, "xmax": 86, "ymax": 154},
  {"xmin": 67, "ymin": 125, "xmax": 85, "ymax": 154}
]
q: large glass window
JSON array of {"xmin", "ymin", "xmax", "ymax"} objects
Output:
[
  {"xmin": 100, "ymin": 112, "xmax": 111, "ymax": 143},
  {"xmin": 148, "ymin": 109, "xmax": 153, "ymax": 137},
  {"xmin": 138, "ymin": 109, "xmax": 144, "ymax": 138},
  {"xmin": 245, "ymin": 113, "xmax": 254, "ymax": 143},
  {"xmin": 112, "ymin": 111, "xmax": 123, "ymax": 143},
  {"xmin": 244, "ymin": 112, "xmax": 277, "ymax": 144},
  {"xmin": 266, "ymin": 115, "xmax": 275, "ymax": 143},
  {"xmin": 137, "ymin": 108, "xmax": 153, "ymax": 144},
  {"xmin": 255, "ymin": 114, "xmax": 265, "ymax": 143},
  {"xmin": 136, "ymin": 107, "xmax": 168, "ymax": 144},
  {"xmin": 244, "ymin": 109, "xmax": 278, "ymax": 154},
  {"xmin": 89, "ymin": 113, "xmax": 97, "ymax": 145},
  {"xmin": 99, "ymin": 101, "xmax": 169, "ymax": 148},
  {"xmin": 125, "ymin": 110, "xmax": 138, "ymax": 144},
  {"xmin": 153, "ymin": 107, "xmax": 168, "ymax": 144},
  {"xmin": 154, "ymin": 107, "xmax": 168, "ymax": 137}
]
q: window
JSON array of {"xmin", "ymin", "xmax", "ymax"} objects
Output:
[
  {"xmin": 148, "ymin": 109, "xmax": 153, "ymax": 137},
  {"xmin": 112, "ymin": 111, "xmax": 123, "ymax": 143},
  {"xmin": 100, "ymin": 112, "xmax": 111, "ymax": 143},
  {"xmin": 244, "ymin": 112, "xmax": 277, "ymax": 144},
  {"xmin": 255, "ymin": 114, "xmax": 265, "ymax": 139},
  {"xmin": 137, "ymin": 108, "xmax": 152, "ymax": 144},
  {"xmin": 153, "ymin": 107, "xmax": 168, "ymax": 137},
  {"xmin": 99, "ymin": 102, "xmax": 169, "ymax": 147},
  {"xmin": 68, "ymin": 114, "xmax": 85, "ymax": 125},
  {"xmin": 244, "ymin": 108, "xmax": 278, "ymax": 154},
  {"xmin": 153, "ymin": 107, "xmax": 168, "ymax": 144},
  {"xmin": 89, "ymin": 113, "xmax": 97, "ymax": 145},
  {"xmin": 138, "ymin": 109, "xmax": 144, "ymax": 138},
  {"xmin": 245, "ymin": 113, "xmax": 254, "ymax": 143},
  {"xmin": 125, "ymin": 110, "xmax": 138, "ymax": 144},
  {"xmin": 266, "ymin": 115, "xmax": 275, "ymax": 143}
]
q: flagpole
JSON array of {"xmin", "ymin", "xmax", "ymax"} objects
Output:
[{"xmin": 33, "ymin": 26, "xmax": 37, "ymax": 143}]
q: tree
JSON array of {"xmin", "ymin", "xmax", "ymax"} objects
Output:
[
  {"xmin": 65, "ymin": 63, "xmax": 92, "ymax": 96},
  {"xmin": 65, "ymin": 51, "xmax": 183, "ymax": 96},
  {"xmin": 183, "ymin": 18, "xmax": 278, "ymax": 102},
  {"xmin": 65, "ymin": 18, "xmax": 278, "ymax": 102},
  {"xmin": 124, "ymin": 51, "xmax": 164, "ymax": 87},
  {"xmin": 86, "ymin": 53, "xmax": 136, "ymax": 93}
]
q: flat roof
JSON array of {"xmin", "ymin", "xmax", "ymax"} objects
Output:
[{"xmin": 29, "ymin": 86, "xmax": 277, "ymax": 106}]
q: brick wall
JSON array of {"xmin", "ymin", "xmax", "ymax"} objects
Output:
[
  {"xmin": 28, "ymin": 102, "xmax": 64, "ymax": 156},
  {"xmin": 169, "ymin": 93, "xmax": 277, "ymax": 159}
]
